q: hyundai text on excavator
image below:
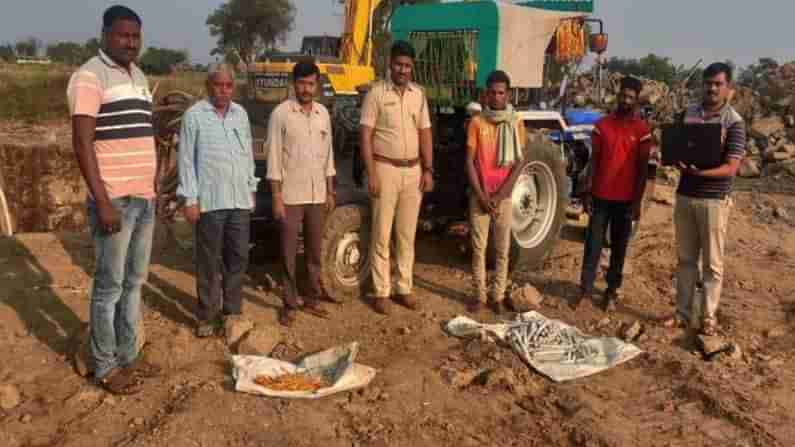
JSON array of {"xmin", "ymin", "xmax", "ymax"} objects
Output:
[{"xmin": 245, "ymin": 0, "xmax": 385, "ymax": 151}]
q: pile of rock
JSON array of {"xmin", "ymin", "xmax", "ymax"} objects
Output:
[{"xmin": 564, "ymin": 64, "xmax": 795, "ymax": 180}]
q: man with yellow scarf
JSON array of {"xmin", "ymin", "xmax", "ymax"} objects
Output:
[{"xmin": 465, "ymin": 70, "xmax": 526, "ymax": 314}]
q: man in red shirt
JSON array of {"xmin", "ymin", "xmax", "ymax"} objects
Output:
[{"xmin": 574, "ymin": 77, "xmax": 652, "ymax": 311}]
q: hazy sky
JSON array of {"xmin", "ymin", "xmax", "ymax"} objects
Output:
[{"xmin": 1, "ymin": 0, "xmax": 792, "ymax": 68}]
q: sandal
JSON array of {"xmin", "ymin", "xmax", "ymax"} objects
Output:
[
  {"xmin": 126, "ymin": 357, "xmax": 162, "ymax": 378},
  {"xmin": 661, "ymin": 315, "xmax": 687, "ymax": 329},
  {"xmin": 317, "ymin": 293, "xmax": 343, "ymax": 305},
  {"xmin": 302, "ymin": 299, "xmax": 330, "ymax": 319},
  {"xmin": 278, "ymin": 306, "xmax": 297, "ymax": 327},
  {"xmin": 700, "ymin": 318, "xmax": 719, "ymax": 336},
  {"xmin": 96, "ymin": 367, "xmax": 143, "ymax": 395},
  {"xmin": 195, "ymin": 321, "xmax": 215, "ymax": 338}
]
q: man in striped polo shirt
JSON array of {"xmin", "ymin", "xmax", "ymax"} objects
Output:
[
  {"xmin": 67, "ymin": 5, "xmax": 158, "ymax": 394},
  {"xmin": 663, "ymin": 63, "xmax": 747, "ymax": 336}
]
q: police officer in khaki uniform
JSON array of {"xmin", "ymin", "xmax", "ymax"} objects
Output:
[{"xmin": 359, "ymin": 40, "xmax": 433, "ymax": 315}]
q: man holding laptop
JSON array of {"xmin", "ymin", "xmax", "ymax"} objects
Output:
[{"xmin": 662, "ymin": 62, "xmax": 746, "ymax": 336}]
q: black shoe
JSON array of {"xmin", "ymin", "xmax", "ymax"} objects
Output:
[{"xmin": 603, "ymin": 288, "xmax": 619, "ymax": 312}]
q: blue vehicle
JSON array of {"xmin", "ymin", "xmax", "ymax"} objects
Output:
[{"xmin": 550, "ymin": 108, "xmax": 604, "ymax": 202}]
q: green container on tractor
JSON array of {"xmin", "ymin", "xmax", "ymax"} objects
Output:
[{"xmin": 391, "ymin": 0, "xmax": 592, "ymax": 107}]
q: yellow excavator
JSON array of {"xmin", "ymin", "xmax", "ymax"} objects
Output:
[{"xmin": 246, "ymin": 0, "xmax": 383, "ymax": 110}]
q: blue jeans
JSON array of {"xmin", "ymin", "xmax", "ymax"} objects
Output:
[
  {"xmin": 580, "ymin": 197, "xmax": 633, "ymax": 293},
  {"xmin": 87, "ymin": 196, "xmax": 155, "ymax": 379}
]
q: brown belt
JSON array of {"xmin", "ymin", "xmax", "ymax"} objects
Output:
[{"xmin": 373, "ymin": 153, "xmax": 420, "ymax": 168}]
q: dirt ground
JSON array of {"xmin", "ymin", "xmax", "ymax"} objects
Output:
[{"xmin": 1, "ymin": 178, "xmax": 794, "ymax": 447}]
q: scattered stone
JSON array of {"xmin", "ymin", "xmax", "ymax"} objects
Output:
[
  {"xmin": 508, "ymin": 284, "xmax": 544, "ymax": 312},
  {"xmin": 653, "ymin": 187, "xmax": 675, "ymax": 206},
  {"xmin": 728, "ymin": 343, "xmax": 743, "ymax": 361},
  {"xmin": 767, "ymin": 150, "xmax": 792, "ymax": 162},
  {"xmin": 750, "ymin": 116, "xmax": 785, "ymax": 139},
  {"xmin": 398, "ymin": 327, "xmax": 411, "ymax": 336},
  {"xmin": 0, "ymin": 384, "xmax": 21, "ymax": 410},
  {"xmin": 767, "ymin": 358, "xmax": 785, "ymax": 368},
  {"xmin": 773, "ymin": 207, "xmax": 789, "ymax": 219},
  {"xmin": 67, "ymin": 388, "xmax": 103, "ymax": 406},
  {"xmin": 237, "ymin": 325, "xmax": 281, "ymax": 356},
  {"xmin": 620, "ymin": 321, "xmax": 643, "ymax": 342},
  {"xmin": 765, "ymin": 326, "xmax": 787, "ymax": 338},
  {"xmin": 697, "ymin": 335, "xmax": 731, "ymax": 357},
  {"xmin": 133, "ymin": 417, "xmax": 145, "ymax": 426},
  {"xmin": 20, "ymin": 413, "xmax": 32, "ymax": 424},
  {"xmin": 446, "ymin": 353, "xmax": 461, "ymax": 362},
  {"xmin": 479, "ymin": 367, "xmax": 517, "ymax": 390},
  {"xmin": 440, "ymin": 366, "xmax": 479, "ymax": 388},
  {"xmin": 738, "ymin": 158, "xmax": 761, "ymax": 178},
  {"xmin": 261, "ymin": 274, "xmax": 278, "ymax": 292},
  {"xmin": 224, "ymin": 316, "xmax": 254, "ymax": 347}
]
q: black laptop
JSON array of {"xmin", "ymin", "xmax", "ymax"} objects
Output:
[{"xmin": 661, "ymin": 123, "xmax": 724, "ymax": 169}]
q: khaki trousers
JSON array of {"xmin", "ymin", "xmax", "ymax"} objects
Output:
[
  {"xmin": 674, "ymin": 194, "xmax": 732, "ymax": 324},
  {"xmin": 280, "ymin": 204, "xmax": 326, "ymax": 303},
  {"xmin": 470, "ymin": 194, "xmax": 512, "ymax": 303},
  {"xmin": 370, "ymin": 162, "xmax": 422, "ymax": 297}
]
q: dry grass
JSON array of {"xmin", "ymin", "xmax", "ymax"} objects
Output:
[
  {"xmin": 150, "ymin": 72, "xmax": 207, "ymax": 102},
  {"xmin": 0, "ymin": 65, "xmax": 71, "ymax": 122},
  {"xmin": 0, "ymin": 65, "xmax": 225, "ymax": 123}
]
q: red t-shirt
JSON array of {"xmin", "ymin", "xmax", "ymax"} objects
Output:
[{"xmin": 590, "ymin": 113, "xmax": 652, "ymax": 202}]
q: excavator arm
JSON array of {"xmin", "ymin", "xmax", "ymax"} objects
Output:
[{"xmin": 339, "ymin": 0, "xmax": 386, "ymax": 68}]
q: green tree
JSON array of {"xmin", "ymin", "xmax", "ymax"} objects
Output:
[
  {"xmin": 46, "ymin": 41, "xmax": 88, "ymax": 65},
  {"xmin": 739, "ymin": 57, "xmax": 779, "ymax": 87},
  {"xmin": 211, "ymin": 47, "xmax": 241, "ymax": 67},
  {"xmin": 206, "ymin": 0, "xmax": 295, "ymax": 66},
  {"xmin": 139, "ymin": 47, "xmax": 188, "ymax": 75},
  {"xmin": 15, "ymin": 37, "xmax": 42, "ymax": 57},
  {"xmin": 0, "ymin": 43, "xmax": 14, "ymax": 61},
  {"xmin": 84, "ymin": 38, "xmax": 101, "ymax": 57},
  {"xmin": 605, "ymin": 53, "xmax": 677, "ymax": 84}
]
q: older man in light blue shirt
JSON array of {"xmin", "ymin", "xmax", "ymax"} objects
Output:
[{"xmin": 177, "ymin": 64, "xmax": 259, "ymax": 337}]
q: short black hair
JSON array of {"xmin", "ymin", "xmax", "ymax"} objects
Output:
[
  {"xmin": 703, "ymin": 62, "xmax": 733, "ymax": 83},
  {"xmin": 620, "ymin": 76, "xmax": 643, "ymax": 95},
  {"xmin": 103, "ymin": 5, "xmax": 142, "ymax": 31},
  {"xmin": 292, "ymin": 61, "xmax": 320, "ymax": 81},
  {"xmin": 486, "ymin": 70, "xmax": 511, "ymax": 89},
  {"xmin": 391, "ymin": 40, "xmax": 415, "ymax": 61}
]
